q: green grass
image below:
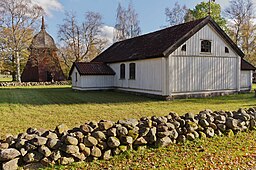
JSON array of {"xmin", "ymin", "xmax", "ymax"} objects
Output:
[
  {"xmin": 0, "ymin": 85, "xmax": 255, "ymax": 169},
  {"xmin": 0, "ymin": 85, "xmax": 256, "ymax": 138},
  {"xmin": 0, "ymin": 86, "xmax": 256, "ymax": 137},
  {"xmin": 52, "ymin": 131, "xmax": 256, "ymax": 169},
  {"xmin": 0, "ymin": 74, "xmax": 12, "ymax": 82}
]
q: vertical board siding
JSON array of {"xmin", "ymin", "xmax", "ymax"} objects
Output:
[
  {"xmin": 80, "ymin": 75, "xmax": 114, "ymax": 88},
  {"xmin": 71, "ymin": 67, "xmax": 114, "ymax": 89},
  {"xmin": 71, "ymin": 67, "xmax": 81, "ymax": 87},
  {"xmin": 172, "ymin": 24, "xmax": 237, "ymax": 57},
  {"xmin": 170, "ymin": 56, "xmax": 237, "ymax": 93},
  {"xmin": 109, "ymin": 58, "xmax": 164, "ymax": 95},
  {"xmin": 170, "ymin": 23, "xmax": 239, "ymax": 94},
  {"xmin": 240, "ymin": 71, "xmax": 251, "ymax": 89}
]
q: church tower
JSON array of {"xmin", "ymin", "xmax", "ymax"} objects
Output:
[{"xmin": 21, "ymin": 17, "xmax": 65, "ymax": 82}]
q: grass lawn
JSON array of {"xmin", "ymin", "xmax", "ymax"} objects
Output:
[
  {"xmin": 0, "ymin": 85, "xmax": 256, "ymax": 138},
  {"xmin": 57, "ymin": 131, "xmax": 256, "ymax": 169},
  {"xmin": 0, "ymin": 85, "xmax": 255, "ymax": 169},
  {"xmin": 0, "ymin": 75, "xmax": 12, "ymax": 82}
]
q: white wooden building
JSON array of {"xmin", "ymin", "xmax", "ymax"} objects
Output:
[{"xmin": 69, "ymin": 16, "xmax": 255, "ymax": 99}]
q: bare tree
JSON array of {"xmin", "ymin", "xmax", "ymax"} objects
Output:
[
  {"xmin": 114, "ymin": 1, "xmax": 141, "ymax": 42},
  {"xmin": 224, "ymin": 0, "xmax": 254, "ymax": 45},
  {"xmin": 0, "ymin": 0, "xmax": 44, "ymax": 82},
  {"xmin": 113, "ymin": 3, "xmax": 126, "ymax": 41},
  {"xmin": 58, "ymin": 11, "xmax": 106, "ymax": 68},
  {"xmin": 58, "ymin": 11, "xmax": 81, "ymax": 65},
  {"xmin": 224, "ymin": 0, "xmax": 256, "ymax": 65},
  {"xmin": 82, "ymin": 12, "xmax": 107, "ymax": 61},
  {"xmin": 165, "ymin": 2, "xmax": 188, "ymax": 26},
  {"xmin": 127, "ymin": 2, "xmax": 141, "ymax": 38}
]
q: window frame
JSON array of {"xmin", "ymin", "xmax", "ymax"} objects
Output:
[
  {"xmin": 129, "ymin": 63, "xmax": 136, "ymax": 80},
  {"xmin": 120, "ymin": 63, "xmax": 125, "ymax": 79},
  {"xmin": 75, "ymin": 72, "xmax": 78, "ymax": 82},
  {"xmin": 201, "ymin": 40, "xmax": 212, "ymax": 53}
]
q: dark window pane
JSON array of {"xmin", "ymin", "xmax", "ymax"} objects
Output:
[
  {"xmin": 129, "ymin": 63, "xmax": 135, "ymax": 80},
  {"xmin": 181, "ymin": 44, "xmax": 186, "ymax": 51},
  {"xmin": 120, "ymin": 64, "xmax": 125, "ymax": 79},
  {"xmin": 201, "ymin": 40, "xmax": 211, "ymax": 53},
  {"xmin": 225, "ymin": 47, "xmax": 229, "ymax": 53}
]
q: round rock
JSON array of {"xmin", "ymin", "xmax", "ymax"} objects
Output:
[
  {"xmin": 98, "ymin": 120, "xmax": 113, "ymax": 130},
  {"xmin": 0, "ymin": 148, "xmax": 21, "ymax": 161},
  {"xmin": 65, "ymin": 136, "xmax": 78, "ymax": 145},
  {"xmin": 55, "ymin": 124, "xmax": 69, "ymax": 136},
  {"xmin": 2, "ymin": 158, "xmax": 19, "ymax": 170},
  {"xmin": 92, "ymin": 131, "xmax": 106, "ymax": 141},
  {"xmin": 84, "ymin": 136, "xmax": 98, "ymax": 147},
  {"xmin": 38, "ymin": 145, "xmax": 51, "ymax": 157},
  {"xmin": 157, "ymin": 136, "xmax": 172, "ymax": 147},
  {"xmin": 107, "ymin": 137, "xmax": 120, "ymax": 148},
  {"xmin": 91, "ymin": 146, "xmax": 102, "ymax": 158}
]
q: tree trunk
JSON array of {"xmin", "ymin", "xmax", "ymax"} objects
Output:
[
  {"xmin": 11, "ymin": 71, "xmax": 16, "ymax": 81},
  {"xmin": 16, "ymin": 51, "xmax": 21, "ymax": 82}
]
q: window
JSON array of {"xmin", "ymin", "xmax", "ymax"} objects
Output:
[
  {"xmin": 201, "ymin": 40, "xmax": 211, "ymax": 53},
  {"xmin": 120, "ymin": 64, "xmax": 125, "ymax": 79},
  {"xmin": 129, "ymin": 63, "xmax": 135, "ymax": 80},
  {"xmin": 181, "ymin": 44, "xmax": 186, "ymax": 51},
  {"xmin": 75, "ymin": 72, "xmax": 77, "ymax": 82},
  {"xmin": 225, "ymin": 47, "xmax": 229, "ymax": 53}
]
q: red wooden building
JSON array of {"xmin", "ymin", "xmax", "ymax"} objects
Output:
[{"xmin": 21, "ymin": 17, "xmax": 65, "ymax": 82}]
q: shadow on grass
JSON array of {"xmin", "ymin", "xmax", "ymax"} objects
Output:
[
  {"xmin": 177, "ymin": 92, "xmax": 256, "ymax": 106},
  {"xmin": 0, "ymin": 86, "xmax": 255, "ymax": 106},
  {"xmin": 0, "ymin": 87, "xmax": 157, "ymax": 105}
]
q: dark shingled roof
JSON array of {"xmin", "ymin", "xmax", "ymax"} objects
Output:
[
  {"xmin": 70, "ymin": 62, "xmax": 115, "ymax": 76},
  {"xmin": 30, "ymin": 17, "xmax": 57, "ymax": 50},
  {"xmin": 93, "ymin": 16, "xmax": 244, "ymax": 63},
  {"xmin": 241, "ymin": 58, "xmax": 256, "ymax": 70}
]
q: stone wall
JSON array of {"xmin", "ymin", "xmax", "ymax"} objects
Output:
[
  {"xmin": 0, "ymin": 108, "xmax": 256, "ymax": 170},
  {"xmin": 0, "ymin": 81, "xmax": 70, "ymax": 87}
]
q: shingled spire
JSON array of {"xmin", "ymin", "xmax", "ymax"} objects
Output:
[
  {"xmin": 21, "ymin": 16, "xmax": 66, "ymax": 82},
  {"xmin": 41, "ymin": 16, "xmax": 45, "ymax": 30}
]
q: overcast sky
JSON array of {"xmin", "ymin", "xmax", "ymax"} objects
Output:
[{"xmin": 32, "ymin": 0, "xmax": 246, "ymax": 45}]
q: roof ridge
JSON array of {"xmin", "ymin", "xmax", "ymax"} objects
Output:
[
  {"xmin": 92, "ymin": 16, "xmax": 244, "ymax": 63},
  {"xmin": 75, "ymin": 62, "xmax": 105, "ymax": 64},
  {"xmin": 71, "ymin": 61, "xmax": 115, "ymax": 76},
  {"xmin": 113, "ymin": 17, "xmax": 208, "ymax": 44}
]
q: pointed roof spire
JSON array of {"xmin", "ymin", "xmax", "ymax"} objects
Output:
[{"xmin": 41, "ymin": 16, "xmax": 45, "ymax": 30}]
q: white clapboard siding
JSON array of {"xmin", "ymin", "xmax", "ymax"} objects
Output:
[
  {"xmin": 109, "ymin": 58, "xmax": 166, "ymax": 95},
  {"xmin": 172, "ymin": 24, "xmax": 237, "ymax": 57},
  {"xmin": 169, "ymin": 23, "xmax": 239, "ymax": 94},
  {"xmin": 71, "ymin": 67, "xmax": 81, "ymax": 88},
  {"xmin": 80, "ymin": 75, "xmax": 114, "ymax": 89},
  {"xmin": 71, "ymin": 67, "xmax": 114, "ymax": 90},
  {"xmin": 169, "ymin": 56, "xmax": 237, "ymax": 93},
  {"xmin": 240, "ymin": 70, "xmax": 252, "ymax": 89}
]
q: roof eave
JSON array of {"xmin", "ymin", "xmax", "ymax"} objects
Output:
[
  {"xmin": 80, "ymin": 73, "xmax": 116, "ymax": 76},
  {"xmin": 104, "ymin": 55, "xmax": 165, "ymax": 64},
  {"xmin": 241, "ymin": 68, "xmax": 256, "ymax": 71},
  {"xmin": 68, "ymin": 62, "xmax": 81, "ymax": 78},
  {"xmin": 241, "ymin": 59, "xmax": 256, "ymax": 70},
  {"xmin": 207, "ymin": 18, "xmax": 245, "ymax": 57},
  {"xmin": 163, "ymin": 17, "xmax": 210, "ymax": 57},
  {"xmin": 163, "ymin": 16, "xmax": 245, "ymax": 58}
]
